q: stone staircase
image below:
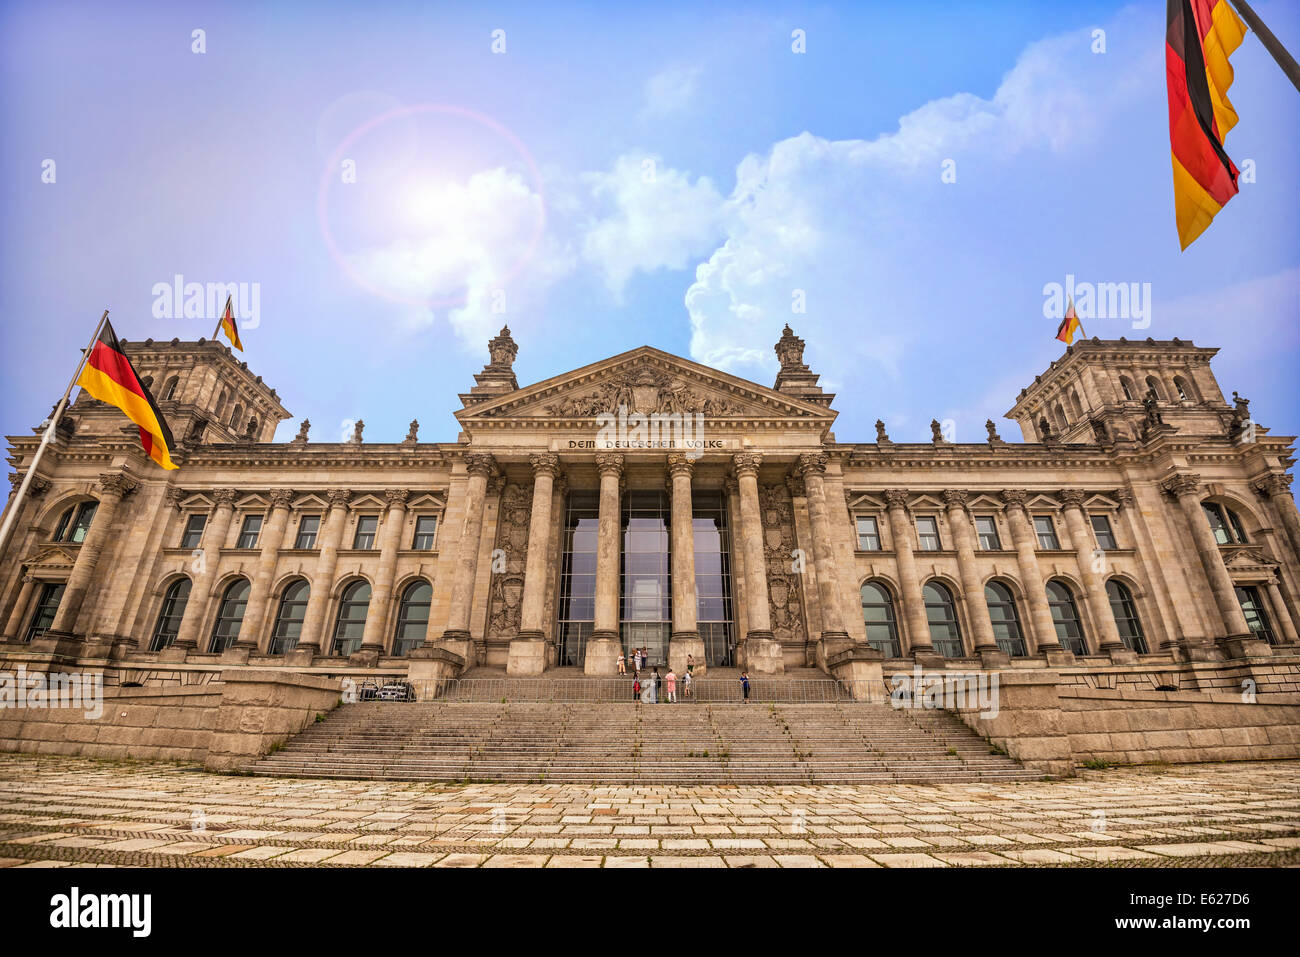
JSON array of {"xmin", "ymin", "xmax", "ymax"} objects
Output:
[{"xmin": 249, "ymin": 696, "xmax": 1042, "ymax": 785}]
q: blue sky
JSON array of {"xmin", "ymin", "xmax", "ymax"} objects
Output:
[{"xmin": 1, "ymin": 0, "xmax": 1297, "ymax": 450}]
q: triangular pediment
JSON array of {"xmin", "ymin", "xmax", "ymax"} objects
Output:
[
  {"xmin": 458, "ymin": 347, "xmax": 835, "ymax": 426},
  {"xmin": 23, "ymin": 543, "xmax": 80, "ymax": 569}
]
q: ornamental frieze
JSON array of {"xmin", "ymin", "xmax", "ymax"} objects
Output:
[
  {"xmin": 759, "ymin": 483, "xmax": 806, "ymax": 647},
  {"xmin": 486, "ymin": 482, "xmax": 532, "ymax": 638}
]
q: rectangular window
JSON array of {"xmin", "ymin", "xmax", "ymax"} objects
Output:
[
  {"xmin": 1091, "ymin": 514, "xmax": 1117, "ymax": 550},
  {"xmin": 294, "ymin": 514, "xmax": 320, "ymax": 549},
  {"xmin": 975, "ymin": 516, "xmax": 1001, "ymax": 550},
  {"xmin": 412, "ymin": 515, "xmax": 438, "ymax": 550},
  {"xmin": 916, "ymin": 516, "xmax": 940, "ymax": 551},
  {"xmin": 855, "ymin": 515, "xmax": 881, "ymax": 551},
  {"xmin": 179, "ymin": 514, "xmax": 206, "ymax": 549},
  {"xmin": 1034, "ymin": 516, "xmax": 1060, "ymax": 550},
  {"xmin": 353, "ymin": 515, "xmax": 379, "ymax": 550},
  {"xmin": 236, "ymin": 514, "xmax": 263, "ymax": 549},
  {"xmin": 25, "ymin": 583, "xmax": 65, "ymax": 642}
]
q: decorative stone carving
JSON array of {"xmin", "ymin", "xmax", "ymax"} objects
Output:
[
  {"xmin": 774, "ymin": 324, "xmax": 807, "ymax": 372},
  {"xmin": 985, "ymin": 419, "xmax": 1002, "ymax": 443},
  {"xmin": 666, "ymin": 452, "xmax": 694, "ymax": 478},
  {"xmin": 1161, "ymin": 473, "xmax": 1202, "ymax": 499},
  {"xmin": 1115, "ymin": 487, "xmax": 1135, "ymax": 508},
  {"xmin": 1254, "ymin": 473, "xmax": 1292, "ymax": 498},
  {"xmin": 487, "ymin": 482, "xmax": 532, "ymax": 638},
  {"xmin": 98, "ymin": 472, "xmax": 139, "ymax": 499},
  {"xmin": 326, "ymin": 489, "xmax": 351, "ymax": 508},
  {"xmin": 941, "ymin": 488, "xmax": 969, "ymax": 508},
  {"xmin": 269, "ymin": 488, "xmax": 296, "ymax": 508},
  {"xmin": 759, "ymin": 484, "xmax": 806, "ymax": 648},
  {"xmin": 163, "ymin": 486, "xmax": 188, "ymax": 508},
  {"xmin": 595, "ymin": 452, "xmax": 625, "ymax": 477},
  {"xmin": 930, "ymin": 419, "xmax": 946, "ymax": 443},
  {"xmin": 384, "ymin": 488, "xmax": 411, "ymax": 507},
  {"xmin": 541, "ymin": 368, "xmax": 741, "ymax": 418},
  {"xmin": 1090, "ymin": 418, "xmax": 1110, "ymax": 444},
  {"xmin": 291, "ymin": 419, "xmax": 310, "ymax": 445},
  {"xmin": 999, "ymin": 489, "xmax": 1028, "ymax": 508},
  {"xmin": 529, "ymin": 452, "xmax": 561, "ymax": 478},
  {"xmin": 349, "ymin": 419, "xmax": 365, "ymax": 444},
  {"xmin": 875, "ymin": 419, "xmax": 890, "ymax": 443},
  {"xmin": 1058, "ymin": 488, "xmax": 1088, "ymax": 508},
  {"xmin": 795, "ymin": 452, "xmax": 828, "ymax": 477},
  {"xmin": 465, "ymin": 453, "xmax": 498, "ymax": 477},
  {"xmin": 1038, "ymin": 416, "xmax": 1054, "ymax": 441},
  {"xmin": 785, "ymin": 474, "xmax": 805, "ymax": 498},
  {"xmin": 487, "ymin": 326, "xmax": 518, "ymax": 370},
  {"xmin": 404, "ymin": 419, "xmax": 419, "ymax": 444},
  {"xmin": 210, "ymin": 487, "xmax": 239, "ymax": 507},
  {"xmin": 883, "ymin": 489, "xmax": 909, "ymax": 509},
  {"xmin": 732, "ymin": 452, "xmax": 762, "ymax": 477}
]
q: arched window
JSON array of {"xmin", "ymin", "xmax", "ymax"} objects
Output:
[
  {"xmin": 331, "ymin": 580, "xmax": 372, "ymax": 656},
  {"xmin": 1054, "ymin": 402, "xmax": 1068, "ymax": 430},
  {"xmin": 53, "ymin": 502, "xmax": 97, "ymax": 543},
  {"xmin": 985, "ymin": 581, "xmax": 1026, "ymax": 656},
  {"xmin": 1069, "ymin": 389, "xmax": 1084, "ymax": 419},
  {"xmin": 1045, "ymin": 580, "xmax": 1086, "ymax": 656},
  {"xmin": 1144, "ymin": 376, "xmax": 1163, "ymax": 400},
  {"xmin": 860, "ymin": 580, "xmax": 899, "ymax": 658},
  {"xmin": 393, "ymin": 579, "xmax": 433, "ymax": 656},
  {"xmin": 150, "ymin": 578, "xmax": 192, "ymax": 652},
  {"xmin": 1119, "ymin": 376, "xmax": 1136, "ymax": 401},
  {"xmin": 923, "ymin": 582, "xmax": 963, "ymax": 658},
  {"xmin": 269, "ymin": 579, "xmax": 310, "ymax": 655},
  {"xmin": 161, "ymin": 376, "xmax": 180, "ymax": 401},
  {"xmin": 214, "ymin": 390, "xmax": 228, "ymax": 420},
  {"xmin": 1174, "ymin": 376, "xmax": 1196, "ymax": 402},
  {"xmin": 1234, "ymin": 586, "xmax": 1276, "ymax": 645},
  {"xmin": 209, "ymin": 578, "xmax": 251, "ymax": 653},
  {"xmin": 1106, "ymin": 580, "xmax": 1147, "ymax": 653},
  {"xmin": 229, "ymin": 404, "xmax": 243, "ymax": 430},
  {"xmin": 1202, "ymin": 502, "xmax": 1248, "ymax": 545}
]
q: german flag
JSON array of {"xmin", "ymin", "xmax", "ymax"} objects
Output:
[
  {"xmin": 75, "ymin": 320, "xmax": 178, "ymax": 469},
  {"xmin": 217, "ymin": 294, "xmax": 243, "ymax": 351},
  {"xmin": 1166, "ymin": 0, "xmax": 1248, "ymax": 249},
  {"xmin": 1056, "ymin": 297, "xmax": 1083, "ymax": 345}
]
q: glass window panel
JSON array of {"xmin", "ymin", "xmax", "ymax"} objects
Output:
[
  {"xmin": 180, "ymin": 515, "xmax": 206, "ymax": 549},
  {"xmin": 294, "ymin": 515, "xmax": 320, "ymax": 549}
]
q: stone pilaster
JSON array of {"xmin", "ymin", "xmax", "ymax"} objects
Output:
[
  {"xmin": 883, "ymin": 490, "xmax": 935, "ymax": 660},
  {"xmin": 169, "ymin": 485, "xmax": 237, "ymax": 653},
  {"xmin": 734, "ymin": 453, "xmax": 782, "ymax": 674},
  {"xmin": 586, "ymin": 452, "xmax": 623, "ymax": 675},
  {"xmin": 667, "ymin": 453, "xmax": 704, "ymax": 674},
  {"xmin": 441, "ymin": 453, "xmax": 497, "ymax": 646},
  {"xmin": 295, "ymin": 488, "xmax": 351, "ymax": 658},
  {"xmin": 1254, "ymin": 473, "xmax": 1300, "ymax": 564},
  {"xmin": 1059, "ymin": 489, "xmax": 1129, "ymax": 662},
  {"xmin": 795, "ymin": 452, "xmax": 852, "ymax": 664},
  {"xmin": 2, "ymin": 574, "xmax": 36, "ymax": 642},
  {"xmin": 944, "ymin": 488, "xmax": 1003, "ymax": 666},
  {"xmin": 1000, "ymin": 490, "xmax": 1069, "ymax": 664},
  {"xmin": 356, "ymin": 488, "xmax": 409, "ymax": 663},
  {"xmin": 234, "ymin": 487, "xmax": 294, "ymax": 654},
  {"xmin": 1162, "ymin": 473, "xmax": 1253, "ymax": 648},
  {"xmin": 508, "ymin": 454, "xmax": 560, "ymax": 675}
]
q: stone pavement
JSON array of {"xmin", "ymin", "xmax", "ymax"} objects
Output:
[{"xmin": 0, "ymin": 754, "xmax": 1297, "ymax": 868}]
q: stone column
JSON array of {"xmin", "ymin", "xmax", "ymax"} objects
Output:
[
  {"xmin": 41, "ymin": 472, "xmax": 137, "ymax": 645},
  {"xmin": 295, "ymin": 489, "xmax": 351, "ymax": 658},
  {"xmin": 1254, "ymin": 473, "xmax": 1300, "ymax": 563},
  {"xmin": 357, "ymin": 488, "xmax": 409, "ymax": 662},
  {"xmin": 667, "ymin": 452, "xmax": 704, "ymax": 674},
  {"xmin": 509, "ymin": 454, "xmax": 560, "ymax": 675},
  {"xmin": 234, "ymin": 487, "xmax": 294, "ymax": 654},
  {"xmin": 170, "ymin": 486, "xmax": 239, "ymax": 652},
  {"xmin": 725, "ymin": 478, "xmax": 748, "ymax": 641},
  {"xmin": 1264, "ymin": 579, "xmax": 1298, "ymax": 644},
  {"xmin": 734, "ymin": 453, "xmax": 783, "ymax": 674},
  {"xmin": 1000, "ymin": 490, "xmax": 1068, "ymax": 662},
  {"xmin": 586, "ymin": 452, "xmax": 623, "ymax": 675},
  {"xmin": 2, "ymin": 574, "xmax": 36, "ymax": 641},
  {"xmin": 442, "ymin": 453, "xmax": 497, "ymax": 645},
  {"xmin": 1059, "ymin": 489, "xmax": 1127, "ymax": 659},
  {"xmin": 795, "ymin": 453, "xmax": 852, "ymax": 663},
  {"xmin": 943, "ymin": 489, "xmax": 1001, "ymax": 665},
  {"xmin": 883, "ymin": 490, "xmax": 934, "ymax": 659},
  {"xmin": 1162, "ymin": 473, "xmax": 1252, "ymax": 642}
]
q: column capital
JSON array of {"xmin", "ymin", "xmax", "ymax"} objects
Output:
[
  {"xmin": 269, "ymin": 488, "xmax": 296, "ymax": 509},
  {"xmin": 1161, "ymin": 472, "xmax": 1202, "ymax": 499},
  {"xmin": 384, "ymin": 487, "xmax": 411, "ymax": 507},
  {"xmin": 487, "ymin": 474, "xmax": 507, "ymax": 496},
  {"xmin": 465, "ymin": 452, "xmax": 498, "ymax": 477},
  {"xmin": 732, "ymin": 452, "xmax": 763, "ymax": 477},
  {"xmin": 882, "ymin": 488, "xmax": 909, "ymax": 509},
  {"xmin": 164, "ymin": 486, "xmax": 188, "ymax": 508},
  {"xmin": 999, "ymin": 489, "xmax": 1028, "ymax": 509},
  {"xmin": 1253, "ymin": 472, "xmax": 1292, "ymax": 498},
  {"xmin": 794, "ymin": 451, "xmax": 828, "ymax": 477},
  {"xmin": 529, "ymin": 453, "xmax": 562, "ymax": 479},
  {"xmin": 97, "ymin": 472, "xmax": 139, "ymax": 500},
  {"xmin": 1058, "ymin": 488, "xmax": 1089, "ymax": 509},
  {"xmin": 595, "ymin": 452, "xmax": 625, "ymax": 477},
  {"xmin": 1115, "ymin": 486, "xmax": 1136, "ymax": 508},
  {"xmin": 941, "ymin": 488, "xmax": 969, "ymax": 509},
  {"xmin": 667, "ymin": 452, "xmax": 695, "ymax": 479},
  {"xmin": 209, "ymin": 487, "xmax": 239, "ymax": 508},
  {"xmin": 326, "ymin": 489, "xmax": 351, "ymax": 509}
]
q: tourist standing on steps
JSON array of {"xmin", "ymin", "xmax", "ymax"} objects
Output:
[
  {"xmin": 649, "ymin": 668, "xmax": 659, "ymax": 704},
  {"xmin": 634, "ymin": 648, "xmax": 643, "ymax": 672},
  {"xmin": 740, "ymin": 671, "xmax": 750, "ymax": 703},
  {"xmin": 633, "ymin": 674, "xmax": 641, "ymax": 703},
  {"xmin": 686, "ymin": 653, "xmax": 695, "ymax": 677},
  {"xmin": 682, "ymin": 669, "xmax": 692, "ymax": 700},
  {"xmin": 665, "ymin": 668, "xmax": 676, "ymax": 703},
  {"xmin": 617, "ymin": 652, "xmax": 626, "ymax": 675}
]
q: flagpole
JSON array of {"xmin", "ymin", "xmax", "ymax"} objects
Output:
[
  {"xmin": 1227, "ymin": 0, "xmax": 1300, "ymax": 94},
  {"xmin": 212, "ymin": 295, "xmax": 228, "ymax": 341},
  {"xmin": 0, "ymin": 310, "xmax": 111, "ymax": 564}
]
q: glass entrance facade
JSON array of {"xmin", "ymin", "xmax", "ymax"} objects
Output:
[{"xmin": 555, "ymin": 487, "xmax": 736, "ymax": 668}]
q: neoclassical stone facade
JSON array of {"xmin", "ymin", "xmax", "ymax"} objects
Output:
[{"xmin": 1, "ymin": 325, "xmax": 1297, "ymax": 684}]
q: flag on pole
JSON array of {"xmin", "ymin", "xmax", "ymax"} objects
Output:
[
  {"xmin": 1165, "ymin": 0, "xmax": 1247, "ymax": 249},
  {"xmin": 1056, "ymin": 297, "xmax": 1083, "ymax": 344},
  {"xmin": 75, "ymin": 320, "xmax": 178, "ymax": 469},
  {"xmin": 216, "ymin": 294, "xmax": 243, "ymax": 351}
]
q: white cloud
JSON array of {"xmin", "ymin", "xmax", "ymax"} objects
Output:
[{"xmin": 642, "ymin": 64, "xmax": 703, "ymax": 118}]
